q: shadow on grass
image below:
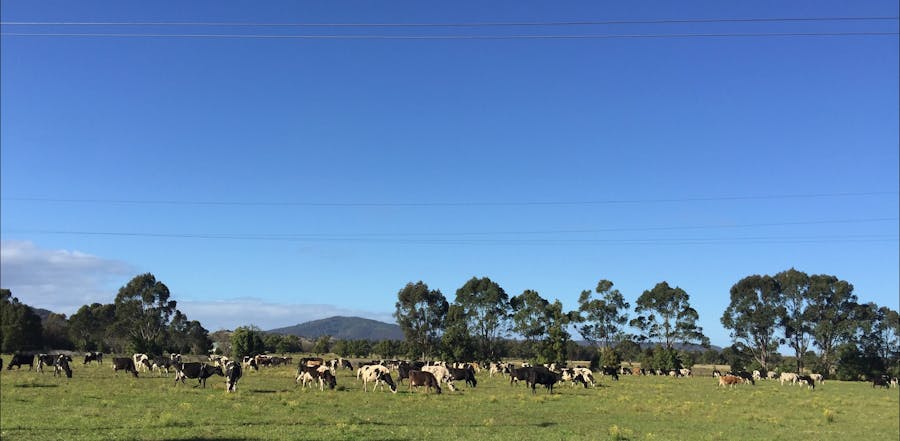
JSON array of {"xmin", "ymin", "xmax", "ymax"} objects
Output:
[
  {"xmin": 13, "ymin": 383, "xmax": 58, "ymax": 388},
  {"xmin": 249, "ymin": 389, "xmax": 291, "ymax": 394},
  {"xmin": 535, "ymin": 421, "xmax": 557, "ymax": 428}
]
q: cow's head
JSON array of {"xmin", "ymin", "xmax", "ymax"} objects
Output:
[{"xmin": 377, "ymin": 371, "xmax": 397, "ymax": 393}]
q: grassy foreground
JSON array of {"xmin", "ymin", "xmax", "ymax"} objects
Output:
[{"xmin": 1, "ymin": 359, "xmax": 898, "ymax": 441}]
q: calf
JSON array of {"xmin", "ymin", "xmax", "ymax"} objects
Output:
[
  {"xmin": 174, "ymin": 362, "xmax": 223, "ymax": 388},
  {"xmin": 408, "ymin": 370, "xmax": 442, "ymax": 394},
  {"xmin": 529, "ymin": 367, "xmax": 559, "ymax": 394},
  {"xmin": 83, "ymin": 352, "xmax": 103, "ymax": 365},
  {"xmin": 224, "ymin": 360, "xmax": 242, "ymax": 392},
  {"xmin": 718, "ymin": 375, "xmax": 743, "ymax": 388},
  {"xmin": 112, "ymin": 357, "xmax": 139, "ymax": 378}
]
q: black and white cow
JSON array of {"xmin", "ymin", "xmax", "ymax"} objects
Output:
[
  {"xmin": 112, "ymin": 357, "xmax": 139, "ymax": 378},
  {"xmin": 54, "ymin": 355, "xmax": 73, "ymax": 378},
  {"xmin": 152, "ymin": 356, "xmax": 173, "ymax": 376},
  {"xmin": 225, "ymin": 360, "xmax": 242, "ymax": 392},
  {"xmin": 357, "ymin": 364, "xmax": 397, "ymax": 393},
  {"xmin": 83, "ymin": 352, "xmax": 103, "ymax": 365},
  {"xmin": 408, "ymin": 370, "xmax": 441, "ymax": 394},
  {"xmin": 36, "ymin": 354, "xmax": 56, "ymax": 373},
  {"xmin": 447, "ymin": 366, "xmax": 477, "ymax": 388},
  {"xmin": 174, "ymin": 362, "xmax": 223, "ymax": 388}
]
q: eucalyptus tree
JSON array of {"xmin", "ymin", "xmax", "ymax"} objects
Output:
[
  {"xmin": 509, "ymin": 289, "xmax": 550, "ymax": 359},
  {"xmin": 807, "ymin": 274, "xmax": 858, "ymax": 374},
  {"xmin": 441, "ymin": 304, "xmax": 475, "ymax": 362},
  {"xmin": 776, "ymin": 268, "xmax": 813, "ymax": 372},
  {"xmin": 575, "ymin": 279, "xmax": 630, "ymax": 349},
  {"xmin": 630, "ymin": 281, "xmax": 708, "ymax": 349},
  {"xmin": 394, "ymin": 281, "xmax": 449, "ymax": 360},
  {"xmin": 454, "ymin": 276, "xmax": 510, "ymax": 361},
  {"xmin": 0, "ymin": 289, "xmax": 43, "ymax": 352},
  {"xmin": 721, "ymin": 274, "xmax": 785, "ymax": 372},
  {"xmin": 114, "ymin": 273, "xmax": 179, "ymax": 354},
  {"xmin": 540, "ymin": 299, "xmax": 573, "ymax": 364}
]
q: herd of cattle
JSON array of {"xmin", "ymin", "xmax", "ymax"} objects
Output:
[{"xmin": 3, "ymin": 353, "xmax": 899, "ymax": 394}]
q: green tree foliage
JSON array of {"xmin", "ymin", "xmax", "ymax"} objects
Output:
[
  {"xmin": 776, "ymin": 268, "xmax": 813, "ymax": 372},
  {"xmin": 721, "ymin": 274, "xmax": 785, "ymax": 371},
  {"xmin": 720, "ymin": 344, "xmax": 753, "ymax": 372},
  {"xmin": 114, "ymin": 273, "xmax": 178, "ymax": 354},
  {"xmin": 231, "ymin": 325, "xmax": 266, "ymax": 358},
  {"xmin": 509, "ymin": 289, "xmax": 550, "ymax": 359},
  {"xmin": 807, "ymin": 274, "xmax": 858, "ymax": 374},
  {"xmin": 0, "ymin": 289, "xmax": 43, "ymax": 352},
  {"xmin": 42, "ymin": 312, "xmax": 73, "ymax": 350},
  {"xmin": 313, "ymin": 335, "xmax": 332, "ymax": 354},
  {"xmin": 276, "ymin": 335, "xmax": 303, "ymax": 353},
  {"xmin": 440, "ymin": 304, "xmax": 475, "ymax": 362},
  {"xmin": 630, "ymin": 282, "xmax": 709, "ymax": 349},
  {"xmin": 167, "ymin": 311, "xmax": 211, "ymax": 354},
  {"xmin": 394, "ymin": 281, "xmax": 448, "ymax": 360},
  {"xmin": 68, "ymin": 303, "xmax": 116, "ymax": 351},
  {"xmin": 453, "ymin": 277, "xmax": 510, "ymax": 361},
  {"xmin": 575, "ymin": 279, "xmax": 630, "ymax": 348},
  {"xmin": 615, "ymin": 339, "xmax": 642, "ymax": 363},
  {"xmin": 599, "ymin": 347, "xmax": 622, "ymax": 368},
  {"xmin": 539, "ymin": 300, "xmax": 572, "ymax": 364}
]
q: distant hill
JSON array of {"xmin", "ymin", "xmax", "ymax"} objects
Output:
[
  {"xmin": 267, "ymin": 316, "xmax": 404, "ymax": 341},
  {"xmin": 30, "ymin": 307, "xmax": 56, "ymax": 322}
]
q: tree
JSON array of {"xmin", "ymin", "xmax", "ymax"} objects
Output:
[
  {"xmin": 42, "ymin": 312, "xmax": 73, "ymax": 350},
  {"xmin": 114, "ymin": 273, "xmax": 178, "ymax": 354},
  {"xmin": 721, "ymin": 274, "xmax": 785, "ymax": 372},
  {"xmin": 575, "ymin": 279, "xmax": 630, "ymax": 349},
  {"xmin": 440, "ymin": 304, "xmax": 475, "ymax": 362},
  {"xmin": 509, "ymin": 289, "xmax": 550, "ymax": 359},
  {"xmin": 453, "ymin": 277, "xmax": 510, "ymax": 361},
  {"xmin": 231, "ymin": 326, "xmax": 266, "ymax": 358},
  {"xmin": 630, "ymin": 282, "xmax": 708, "ymax": 349},
  {"xmin": 313, "ymin": 335, "xmax": 332, "ymax": 355},
  {"xmin": 539, "ymin": 300, "xmax": 572, "ymax": 364},
  {"xmin": 776, "ymin": 268, "xmax": 813, "ymax": 372},
  {"xmin": 0, "ymin": 289, "xmax": 43, "ymax": 352},
  {"xmin": 807, "ymin": 274, "xmax": 858, "ymax": 374},
  {"xmin": 394, "ymin": 281, "xmax": 448, "ymax": 360},
  {"xmin": 68, "ymin": 303, "xmax": 117, "ymax": 352}
]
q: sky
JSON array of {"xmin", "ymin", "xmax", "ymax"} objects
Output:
[{"xmin": 1, "ymin": 1, "xmax": 898, "ymax": 349}]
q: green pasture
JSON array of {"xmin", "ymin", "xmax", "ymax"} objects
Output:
[{"xmin": 1, "ymin": 358, "xmax": 897, "ymax": 441}]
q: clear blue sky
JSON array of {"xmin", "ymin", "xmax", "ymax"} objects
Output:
[{"xmin": 2, "ymin": 1, "xmax": 898, "ymax": 349}]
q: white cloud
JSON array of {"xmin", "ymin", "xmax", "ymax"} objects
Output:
[
  {"xmin": 0, "ymin": 240, "xmax": 134, "ymax": 314},
  {"xmin": 177, "ymin": 298, "xmax": 395, "ymax": 331}
]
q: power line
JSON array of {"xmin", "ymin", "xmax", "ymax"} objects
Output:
[
  {"xmin": 3, "ymin": 191, "xmax": 895, "ymax": 208},
  {"xmin": 2, "ymin": 31, "xmax": 897, "ymax": 40},
  {"xmin": 2, "ymin": 16, "xmax": 897, "ymax": 27}
]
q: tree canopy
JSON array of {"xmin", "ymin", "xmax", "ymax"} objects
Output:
[{"xmin": 630, "ymin": 282, "xmax": 709, "ymax": 349}]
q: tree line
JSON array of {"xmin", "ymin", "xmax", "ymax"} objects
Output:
[{"xmin": 0, "ymin": 274, "xmax": 211, "ymax": 355}]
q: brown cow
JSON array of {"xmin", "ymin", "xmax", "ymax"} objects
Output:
[
  {"xmin": 408, "ymin": 370, "xmax": 441, "ymax": 394},
  {"xmin": 718, "ymin": 375, "xmax": 743, "ymax": 388}
]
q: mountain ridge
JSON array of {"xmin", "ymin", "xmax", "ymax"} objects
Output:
[{"xmin": 267, "ymin": 316, "xmax": 404, "ymax": 341}]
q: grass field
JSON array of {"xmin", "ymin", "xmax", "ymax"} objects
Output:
[{"xmin": 1, "ymin": 357, "xmax": 898, "ymax": 441}]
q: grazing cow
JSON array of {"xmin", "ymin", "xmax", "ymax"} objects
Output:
[
  {"xmin": 357, "ymin": 364, "xmax": 397, "ymax": 393},
  {"xmin": 36, "ymin": 354, "xmax": 56, "ymax": 373},
  {"xmin": 422, "ymin": 365, "xmax": 458, "ymax": 391},
  {"xmin": 731, "ymin": 371, "xmax": 755, "ymax": 385},
  {"xmin": 873, "ymin": 375, "xmax": 891, "ymax": 389},
  {"xmin": 560, "ymin": 369, "xmax": 588, "ymax": 388},
  {"xmin": 752, "ymin": 370, "xmax": 762, "ymax": 381},
  {"xmin": 766, "ymin": 371, "xmax": 778, "ymax": 380},
  {"xmin": 528, "ymin": 367, "xmax": 559, "ymax": 394},
  {"xmin": 573, "ymin": 367, "xmax": 595, "ymax": 387},
  {"xmin": 632, "ymin": 367, "xmax": 643, "ymax": 376},
  {"xmin": 152, "ymin": 356, "xmax": 173, "ymax": 376},
  {"xmin": 296, "ymin": 365, "xmax": 336, "ymax": 390},
  {"xmin": 489, "ymin": 362, "xmax": 509, "ymax": 377},
  {"xmin": 447, "ymin": 366, "xmax": 477, "ymax": 388},
  {"xmin": 339, "ymin": 358, "xmax": 353, "ymax": 370},
  {"xmin": 712, "ymin": 369, "xmax": 722, "ymax": 378},
  {"xmin": 718, "ymin": 375, "xmax": 743, "ymax": 388},
  {"xmin": 509, "ymin": 367, "xmax": 532, "ymax": 386},
  {"xmin": 83, "ymin": 352, "xmax": 103, "ymax": 365},
  {"xmin": 54, "ymin": 355, "xmax": 73, "ymax": 378},
  {"xmin": 408, "ymin": 370, "xmax": 442, "ymax": 394},
  {"xmin": 600, "ymin": 366, "xmax": 619, "ymax": 381},
  {"xmin": 132, "ymin": 354, "xmax": 150, "ymax": 372},
  {"xmin": 679, "ymin": 368, "xmax": 693, "ymax": 378},
  {"xmin": 779, "ymin": 372, "xmax": 798, "ymax": 386},
  {"xmin": 796, "ymin": 374, "xmax": 815, "ymax": 390},
  {"xmin": 809, "ymin": 373, "xmax": 824, "ymax": 384},
  {"xmin": 174, "ymin": 362, "xmax": 223, "ymax": 388},
  {"xmin": 224, "ymin": 360, "xmax": 242, "ymax": 392},
  {"xmin": 299, "ymin": 357, "xmax": 324, "ymax": 368},
  {"xmin": 112, "ymin": 357, "xmax": 139, "ymax": 378}
]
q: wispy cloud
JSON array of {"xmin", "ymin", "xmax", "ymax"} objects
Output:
[
  {"xmin": 0, "ymin": 240, "xmax": 134, "ymax": 314},
  {"xmin": 177, "ymin": 298, "xmax": 395, "ymax": 332}
]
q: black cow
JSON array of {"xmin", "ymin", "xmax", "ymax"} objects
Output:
[
  {"xmin": 448, "ymin": 366, "xmax": 477, "ymax": 387},
  {"xmin": 225, "ymin": 360, "xmax": 242, "ymax": 392},
  {"xmin": 174, "ymin": 362, "xmax": 223, "ymax": 388},
  {"xmin": 873, "ymin": 375, "xmax": 891, "ymax": 389},
  {"xmin": 7, "ymin": 353, "xmax": 34, "ymax": 371},
  {"xmin": 408, "ymin": 370, "xmax": 442, "ymax": 394},
  {"xmin": 112, "ymin": 357, "xmax": 139, "ymax": 377},
  {"xmin": 529, "ymin": 367, "xmax": 559, "ymax": 394},
  {"xmin": 54, "ymin": 355, "xmax": 73, "ymax": 378},
  {"xmin": 730, "ymin": 370, "xmax": 755, "ymax": 385},
  {"xmin": 510, "ymin": 367, "xmax": 532, "ymax": 386},
  {"xmin": 600, "ymin": 366, "xmax": 620, "ymax": 381},
  {"xmin": 340, "ymin": 359, "xmax": 353, "ymax": 370},
  {"xmin": 796, "ymin": 374, "xmax": 815, "ymax": 390},
  {"xmin": 83, "ymin": 352, "xmax": 103, "ymax": 365}
]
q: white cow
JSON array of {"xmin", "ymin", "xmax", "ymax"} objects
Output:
[
  {"xmin": 779, "ymin": 372, "xmax": 798, "ymax": 386},
  {"xmin": 357, "ymin": 365, "xmax": 397, "ymax": 393},
  {"xmin": 573, "ymin": 367, "xmax": 595, "ymax": 387},
  {"xmin": 810, "ymin": 373, "xmax": 824, "ymax": 384},
  {"xmin": 132, "ymin": 353, "xmax": 150, "ymax": 372},
  {"xmin": 421, "ymin": 365, "xmax": 458, "ymax": 392}
]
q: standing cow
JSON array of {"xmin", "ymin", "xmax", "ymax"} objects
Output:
[
  {"xmin": 224, "ymin": 360, "xmax": 242, "ymax": 392},
  {"xmin": 112, "ymin": 357, "xmax": 139, "ymax": 378},
  {"xmin": 174, "ymin": 363, "xmax": 223, "ymax": 388}
]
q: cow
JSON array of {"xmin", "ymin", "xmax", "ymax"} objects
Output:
[
  {"xmin": 573, "ymin": 367, "xmax": 595, "ymax": 387},
  {"xmin": 796, "ymin": 374, "xmax": 815, "ymax": 390},
  {"xmin": 408, "ymin": 370, "xmax": 442, "ymax": 394},
  {"xmin": 296, "ymin": 365, "xmax": 336, "ymax": 391},
  {"xmin": 509, "ymin": 367, "xmax": 532, "ymax": 386},
  {"xmin": 133, "ymin": 354, "xmax": 150, "ymax": 372},
  {"xmin": 112, "ymin": 357, "xmax": 139, "ymax": 378},
  {"xmin": 712, "ymin": 369, "xmax": 722, "ymax": 378},
  {"xmin": 421, "ymin": 365, "xmax": 458, "ymax": 392},
  {"xmin": 731, "ymin": 371, "xmax": 755, "ymax": 385},
  {"xmin": 560, "ymin": 369, "xmax": 589, "ymax": 388},
  {"xmin": 224, "ymin": 360, "xmax": 242, "ymax": 392},
  {"xmin": 679, "ymin": 368, "xmax": 693, "ymax": 378},
  {"xmin": 489, "ymin": 362, "xmax": 509, "ymax": 377},
  {"xmin": 357, "ymin": 364, "xmax": 397, "ymax": 393},
  {"xmin": 779, "ymin": 372, "xmax": 798, "ymax": 386},
  {"xmin": 599, "ymin": 366, "xmax": 619, "ymax": 381},
  {"xmin": 873, "ymin": 375, "xmax": 891, "ymax": 389},
  {"xmin": 752, "ymin": 370, "xmax": 762, "ymax": 381},
  {"xmin": 54, "ymin": 355, "xmax": 73, "ymax": 378},
  {"xmin": 718, "ymin": 375, "xmax": 743, "ymax": 388},
  {"xmin": 339, "ymin": 358, "xmax": 353, "ymax": 370},
  {"xmin": 152, "ymin": 356, "xmax": 173, "ymax": 376},
  {"xmin": 529, "ymin": 367, "xmax": 559, "ymax": 394},
  {"xmin": 809, "ymin": 373, "xmax": 824, "ymax": 384},
  {"xmin": 766, "ymin": 371, "xmax": 778, "ymax": 380},
  {"xmin": 299, "ymin": 357, "xmax": 324, "ymax": 368},
  {"xmin": 447, "ymin": 366, "xmax": 477, "ymax": 388},
  {"xmin": 36, "ymin": 354, "xmax": 56, "ymax": 373},
  {"xmin": 83, "ymin": 352, "xmax": 103, "ymax": 365},
  {"xmin": 174, "ymin": 362, "xmax": 223, "ymax": 388}
]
